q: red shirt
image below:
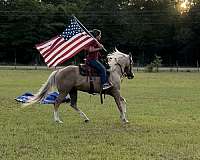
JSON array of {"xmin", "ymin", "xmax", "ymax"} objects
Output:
[{"xmin": 85, "ymin": 40, "xmax": 101, "ymax": 61}]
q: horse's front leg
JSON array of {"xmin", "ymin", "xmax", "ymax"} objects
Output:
[
  {"xmin": 120, "ymin": 96, "xmax": 127, "ymax": 113},
  {"xmin": 113, "ymin": 91, "xmax": 128, "ymax": 123}
]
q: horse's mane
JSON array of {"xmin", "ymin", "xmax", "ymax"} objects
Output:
[{"xmin": 107, "ymin": 48, "xmax": 127, "ymax": 69}]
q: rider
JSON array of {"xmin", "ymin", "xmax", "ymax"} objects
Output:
[{"xmin": 85, "ymin": 29, "xmax": 112, "ymax": 90}]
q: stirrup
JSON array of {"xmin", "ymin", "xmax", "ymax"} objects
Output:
[{"xmin": 102, "ymin": 83, "xmax": 112, "ymax": 90}]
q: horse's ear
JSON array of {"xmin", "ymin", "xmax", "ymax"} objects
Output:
[
  {"xmin": 115, "ymin": 47, "xmax": 119, "ymax": 53},
  {"xmin": 129, "ymin": 52, "xmax": 132, "ymax": 57}
]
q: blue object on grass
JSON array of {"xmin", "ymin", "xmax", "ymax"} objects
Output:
[
  {"xmin": 41, "ymin": 92, "xmax": 70, "ymax": 104},
  {"xmin": 15, "ymin": 92, "xmax": 34, "ymax": 103},
  {"xmin": 15, "ymin": 92, "xmax": 70, "ymax": 104}
]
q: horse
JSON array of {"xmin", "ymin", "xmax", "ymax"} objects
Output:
[{"xmin": 24, "ymin": 49, "xmax": 134, "ymax": 123}]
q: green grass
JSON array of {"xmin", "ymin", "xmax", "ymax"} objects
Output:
[{"xmin": 0, "ymin": 70, "xmax": 200, "ymax": 160}]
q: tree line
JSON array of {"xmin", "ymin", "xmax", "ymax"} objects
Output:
[{"xmin": 0, "ymin": 0, "xmax": 200, "ymax": 66}]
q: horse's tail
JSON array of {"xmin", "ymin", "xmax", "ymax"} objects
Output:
[{"xmin": 23, "ymin": 70, "xmax": 58, "ymax": 107}]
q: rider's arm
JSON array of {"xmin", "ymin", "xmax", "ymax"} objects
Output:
[{"xmin": 87, "ymin": 43, "xmax": 104, "ymax": 53}]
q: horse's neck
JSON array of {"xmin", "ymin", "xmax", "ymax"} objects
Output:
[{"xmin": 110, "ymin": 63, "xmax": 124, "ymax": 78}]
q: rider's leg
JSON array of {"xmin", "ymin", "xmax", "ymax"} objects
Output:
[{"xmin": 88, "ymin": 60, "xmax": 107, "ymax": 86}]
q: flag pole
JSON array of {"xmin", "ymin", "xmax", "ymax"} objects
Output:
[{"xmin": 73, "ymin": 15, "xmax": 107, "ymax": 52}]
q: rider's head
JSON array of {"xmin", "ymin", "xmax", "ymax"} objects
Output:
[{"xmin": 90, "ymin": 29, "xmax": 101, "ymax": 40}]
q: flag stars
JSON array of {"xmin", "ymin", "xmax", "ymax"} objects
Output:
[
  {"xmin": 36, "ymin": 18, "xmax": 92, "ymax": 67},
  {"xmin": 61, "ymin": 20, "xmax": 84, "ymax": 40}
]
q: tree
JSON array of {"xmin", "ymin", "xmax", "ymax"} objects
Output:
[{"xmin": 0, "ymin": 0, "xmax": 199, "ymax": 66}]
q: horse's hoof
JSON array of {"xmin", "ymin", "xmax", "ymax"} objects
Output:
[
  {"xmin": 55, "ymin": 120, "xmax": 63, "ymax": 124},
  {"xmin": 84, "ymin": 119, "xmax": 89, "ymax": 123},
  {"xmin": 122, "ymin": 119, "xmax": 129, "ymax": 124}
]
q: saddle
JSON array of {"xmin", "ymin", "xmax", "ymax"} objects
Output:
[
  {"xmin": 79, "ymin": 64, "xmax": 99, "ymax": 95},
  {"xmin": 79, "ymin": 64, "xmax": 110, "ymax": 101},
  {"xmin": 79, "ymin": 64, "xmax": 99, "ymax": 77}
]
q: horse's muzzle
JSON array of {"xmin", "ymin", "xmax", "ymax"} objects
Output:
[{"xmin": 127, "ymin": 73, "xmax": 134, "ymax": 79}]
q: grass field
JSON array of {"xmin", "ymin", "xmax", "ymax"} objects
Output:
[{"xmin": 0, "ymin": 70, "xmax": 200, "ymax": 160}]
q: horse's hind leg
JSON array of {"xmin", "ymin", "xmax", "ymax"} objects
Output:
[
  {"xmin": 69, "ymin": 88, "xmax": 90, "ymax": 122},
  {"xmin": 53, "ymin": 92, "xmax": 66, "ymax": 123}
]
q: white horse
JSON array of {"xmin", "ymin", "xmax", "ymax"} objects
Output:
[{"xmin": 24, "ymin": 49, "xmax": 134, "ymax": 123}]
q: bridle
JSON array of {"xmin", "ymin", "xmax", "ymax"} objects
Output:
[
  {"xmin": 116, "ymin": 62, "xmax": 125, "ymax": 77},
  {"xmin": 115, "ymin": 54, "xmax": 133, "ymax": 78},
  {"xmin": 128, "ymin": 54, "xmax": 133, "ymax": 75}
]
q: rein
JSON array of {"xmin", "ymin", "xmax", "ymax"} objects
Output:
[
  {"xmin": 129, "ymin": 55, "xmax": 132, "ymax": 75},
  {"xmin": 115, "ymin": 62, "xmax": 125, "ymax": 77},
  {"xmin": 115, "ymin": 62, "xmax": 125, "ymax": 79},
  {"xmin": 115, "ymin": 55, "xmax": 132, "ymax": 78},
  {"xmin": 108, "ymin": 52, "xmax": 133, "ymax": 81}
]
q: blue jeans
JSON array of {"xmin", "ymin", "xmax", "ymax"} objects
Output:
[{"xmin": 87, "ymin": 60, "xmax": 107, "ymax": 85}]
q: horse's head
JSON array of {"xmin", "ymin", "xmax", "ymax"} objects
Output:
[
  {"xmin": 124, "ymin": 53, "xmax": 135, "ymax": 79},
  {"xmin": 108, "ymin": 49, "xmax": 135, "ymax": 79}
]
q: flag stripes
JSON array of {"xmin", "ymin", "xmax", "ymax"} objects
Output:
[
  {"xmin": 35, "ymin": 18, "xmax": 94, "ymax": 67},
  {"xmin": 36, "ymin": 32, "xmax": 93, "ymax": 67}
]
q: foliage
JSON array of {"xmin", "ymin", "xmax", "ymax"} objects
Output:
[
  {"xmin": 152, "ymin": 54, "xmax": 162, "ymax": 72},
  {"xmin": 0, "ymin": 0, "xmax": 200, "ymax": 66},
  {"xmin": 145, "ymin": 54, "xmax": 162, "ymax": 72}
]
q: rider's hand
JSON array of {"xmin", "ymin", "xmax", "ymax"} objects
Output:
[{"xmin": 98, "ymin": 44, "xmax": 104, "ymax": 50}]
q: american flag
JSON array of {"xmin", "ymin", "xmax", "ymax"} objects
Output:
[{"xmin": 35, "ymin": 18, "xmax": 94, "ymax": 67}]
